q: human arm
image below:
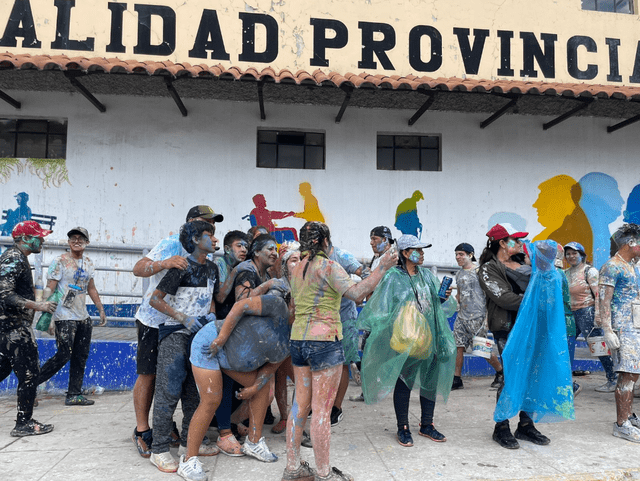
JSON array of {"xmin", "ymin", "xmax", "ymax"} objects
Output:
[
  {"xmin": 0, "ymin": 256, "xmax": 56, "ymax": 313},
  {"xmin": 148, "ymin": 288, "xmax": 202, "ymax": 333},
  {"xmin": 235, "ymin": 276, "xmax": 282, "ymax": 301},
  {"xmin": 343, "ymin": 249, "xmax": 398, "ymax": 304},
  {"xmin": 132, "ymin": 255, "xmax": 188, "ymax": 278},
  {"xmin": 87, "ymin": 278, "xmax": 107, "ymax": 327},
  {"xmin": 597, "ymin": 284, "xmax": 619, "ymax": 350},
  {"xmin": 215, "ymin": 266, "xmax": 238, "ymax": 304}
]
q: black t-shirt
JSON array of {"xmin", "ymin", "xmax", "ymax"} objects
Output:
[
  {"xmin": 0, "ymin": 246, "xmax": 35, "ymax": 332},
  {"xmin": 232, "ymin": 260, "xmax": 270, "ymax": 301}
]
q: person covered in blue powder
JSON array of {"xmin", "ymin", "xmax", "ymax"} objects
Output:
[{"xmin": 493, "ymin": 240, "xmax": 574, "ymax": 434}]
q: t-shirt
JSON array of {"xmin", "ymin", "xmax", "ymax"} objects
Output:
[
  {"xmin": 329, "ymin": 247, "xmax": 362, "ymax": 321},
  {"xmin": 290, "ymin": 254, "xmax": 356, "ymax": 341},
  {"xmin": 214, "ymin": 256, "xmax": 235, "ymax": 319},
  {"xmin": 599, "ymin": 255, "xmax": 640, "ymax": 332},
  {"xmin": 0, "ymin": 246, "xmax": 35, "ymax": 332},
  {"xmin": 47, "ymin": 252, "xmax": 95, "ymax": 321},
  {"xmin": 455, "ymin": 265, "xmax": 486, "ymax": 322},
  {"xmin": 155, "ymin": 257, "xmax": 219, "ymax": 340},
  {"xmin": 565, "ymin": 264, "xmax": 598, "ymax": 311},
  {"xmin": 233, "ymin": 260, "xmax": 270, "ymax": 300}
]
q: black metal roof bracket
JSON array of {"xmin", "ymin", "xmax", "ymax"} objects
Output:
[
  {"xmin": 0, "ymin": 89, "xmax": 20, "ymax": 109},
  {"xmin": 257, "ymin": 80, "xmax": 266, "ymax": 121},
  {"xmin": 607, "ymin": 113, "xmax": 640, "ymax": 133},
  {"xmin": 164, "ymin": 77, "xmax": 187, "ymax": 117},
  {"xmin": 542, "ymin": 97, "xmax": 594, "ymax": 131},
  {"xmin": 335, "ymin": 84, "xmax": 354, "ymax": 124},
  {"xmin": 408, "ymin": 90, "xmax": 436, "ymax": 126},
  {"xmin": 63, "ymin": 71, "xmax": 106, "ymax": 113},
  {"xmin": 480, "ymin": 94, "xmax": 520, "ymax": 129}
]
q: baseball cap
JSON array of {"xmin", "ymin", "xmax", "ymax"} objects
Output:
[
  {"xmin": 396, "ymin": 234, "xmax": 432, "ymax": 250},
  {"xmin": 564, "ymin": 241, "xmax": 586, "ymax": 257},
  {"xmin": 455, "ymin": 243, "xmax": 474, "ymax": 254},
  {"xmin": 67, "ymin": 227, "xmax": 90, "ymax": 242},
  {"xmin": 370, "ymin": 226, "xmax": 393, "ymax": 240},
  {"xmin": 486, "ymin": 223, "xmax": 528, "ymax": 241},
  {"xmin": 186, "ymin": 205, "xmax": 223, "ymax": 223},
  {"xmin": 12, "ymin": 220, "xmax": 52, "ymax": 239}
]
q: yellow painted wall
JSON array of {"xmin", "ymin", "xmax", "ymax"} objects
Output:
[{"xmin": 1, "ymin": 0, "xmax": 639, "ymax": 85}]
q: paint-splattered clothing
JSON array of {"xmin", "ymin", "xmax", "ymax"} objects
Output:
[
  {"xmin": 47, "ymin": 253, "xmax": 95, "ymax": 320},
  {"xmin": 565, "ymin": 264, "xmax": 598, "ymax": 311},
  {"xmin": 599, "ymin": 255, "xmax": 640, "ymax": 373},
  {"xmin": 155, "ymin": 257, "xmax": 219, "ymax": 340},
  {"xmin": 455, "ymin": 266, "xmax": 486, "ymax": 322},
  {"xmin": 478, "ymin": 258, "xmax": 525, "ymax": 333},
  {"xmin": 233, "ymin": 260, "xmax": 270, "ymax": 300},
  {"xmin": 0, "ymin": 246, "xmax": 35, "ymax": 332},
  {"xmin": 290, "ymin": 254, "xmax": 356, "ymax": 341},
  {"xmin": 214, "ymin": 256, "xmax": 235, "ymax": 319}
]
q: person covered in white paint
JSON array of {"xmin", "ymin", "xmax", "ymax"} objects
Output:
[
  {"xmin": 451, "ymin": 243, "xmax": 503, "ymax": 391},
  {"xmin": 478, "ymin": 223, "xmax": 549, "ymax": 450},
  {"xmin": 597, "ymin": 223, "xmax": 640, "ymax": 442},
  {"xmin": 564, "ymin": 241, "xmax": 617, "ymax": 392},
  {"xmin": 37, "ymin": 227, "xmax": 107, "ymax": 406}
]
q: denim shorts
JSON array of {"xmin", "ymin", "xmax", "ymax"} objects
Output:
[
  {"xmin": 189, "ymin": 322, "xmax": 230, "ymax": 371},
  {"xmin": 290, "ymin": 339, "xmax": 345, "ymax": 372}
]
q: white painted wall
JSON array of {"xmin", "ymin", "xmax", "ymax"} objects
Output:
[{"xmin": 1, "ymin": 89, "xmax": 638, "ymax": 272}]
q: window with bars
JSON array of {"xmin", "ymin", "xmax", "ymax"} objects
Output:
[
  {"xmin": 581, "ymin": 0, "xmax": 634, "ymax": 13},
  {"xmin": 257, "ymin": 130, "xmax": 325, "ymax": 169},
  {"xmin": 377, "ymin": 134, "xmax": 441, "ymax": 171},
  {"xmin": 0, "ymin": 119, "xmax": 67, "ymax": 159}
]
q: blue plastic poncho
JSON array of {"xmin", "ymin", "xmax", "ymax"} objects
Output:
[
  {"xmin": 493, "ymin": 240, "xmax": 574, "ymax": 423},
  {"xmin": 357, "ymin": 266, "xmax": 457, "ymax": 404}
]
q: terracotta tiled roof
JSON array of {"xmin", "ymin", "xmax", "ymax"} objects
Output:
[{"xmin": 1, "ymin": 52, "xmax": 640, "ymax": 100}]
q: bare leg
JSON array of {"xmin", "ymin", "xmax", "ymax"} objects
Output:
[
  {"xmin": 286, "ymin": 365, "xmax": 311, "ymax": 473},
  {"xmin": 333, "ymin": 364, "xmax": 350, "ymax": 410},
  {"xmin": 224, "ymin": 369, "xmax": 270, "ymax": 443},
  {"xmin": 133, "ymin": 374, "xmax": 155, "ymax": 431},
  {"xmin": 616, "ymin": 372, "xmax": 639, "ymax": 425},
  {"xmin": 454, "ymin": 347, "xmax": 464, "ymax": 377},
  {"xmin": 187, "ymin": 367, "xmax": 223, "ymax": 459},
  {"xmin": 236, "ymin": 362, "xmax": 282, "ymax": 400},
  {"xmin": 310, "ymin": 365, "xmax": 343, "ymax": 477},
  {"xmin": 488, "ymin": 352, "xmax": 502, "ymax": 372},
  {"xmin": 274, "ymin": 357, "xmax": 293, "ymax": 422}
]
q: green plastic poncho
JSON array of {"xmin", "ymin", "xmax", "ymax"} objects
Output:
[{"xmin": 358, "ymin": 266, "xmax": 457, "ymax": 404}]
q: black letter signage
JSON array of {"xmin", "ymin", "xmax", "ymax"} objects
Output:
[
  {"xmin": 310, "ymin": 18, "xmax": 348, "ymax": 67},
  {"xmin": 520, "ymin": 32, "xmax": 557, "ymax": 78},
  {"xmin": 239, "ymin": 13, "xmax": 278, "ymax": 63},
  {"xmin": 0, "ymin": 0, "xmax": 41, "ymax": 48},
  {"xmin": 134, "ymin": 4, "xmax": 176, "ymax": 56},
  {"xmin": 408, "ymin": 25, "xmax": 442, "ymax": 72},
  {"xmin": 453, "ymin": 27, "xmax": 489, "ymax": 75},
  {"xmin": 51, "ymin": 0, "xmax": 95, "ymax": 51},
  {"xmin": 189, "ymin": 10, "xmax": 229, "ymax": 60},
  {"xmin": 358, "ymin": 22, "xmax": 396, "ymax": 70}
]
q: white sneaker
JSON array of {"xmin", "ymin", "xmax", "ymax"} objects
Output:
[
  {"xmin": 242, "ymin": 436, "xmax": 278, "ymax": 462},
  {"xmin": 177, "ymin": 455, "xmax": 207, "ymax": 481},
  {"xmin": 150, "ymin": 451, "xmax": 179, "ymax": 473},
  {"xmin": 629, "ymin": 413, "xmax": 640, "ymax": 429},
  {"xmin": 178, "ymin": 443, "xmax": 219, "ymax": 457},
  {"xmin": 613, "ymin": 420, "xmax": 640, "ymax": 443},
  {"xmin": 595, "ymin": 381, "xmax": 617, "ymax": 393}
]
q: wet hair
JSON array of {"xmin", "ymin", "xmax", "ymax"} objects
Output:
[
  {"xmin": 299, "ymin": 221, "xmax": 331, "ymax": 278},
  {"xmin": 224, "ymin": 230, "xmax": 248, "ymax": 248},
  {"xmin": 179, "ymin": 220, "xmax": 214, "ymax": 254},
  {"xmin": 615, "ymin": 223, "xmax": 640, "ymax": 248},
  {"xmin": 248, "ymin": 233, "xmax": 277, "ymax": 260},
  {"xmin": 279, "ymin": 241, "xmax": 301, "ymax": 280},
  {"xmin": 247, "ymin": 225, "xmax": 269, "ymax": 240},
  {"xmin": 479, "ymin": 239, "xmax": 502, "ymax": 266}
]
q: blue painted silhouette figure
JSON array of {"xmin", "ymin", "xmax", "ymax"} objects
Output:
[
  {"xmin": 579, "ymin": 173, "xmax": 623, "ymax": 269},
  {"xmin": 1, "ymin": 192, "xmax": 32, "ymax": 236},
  {"xmin": 394, "ymin": 190, "xmax": 424, "ymax": 238},
  {"xmin": 623, "ymin": 184, "xmax": 640, "ymax": 225},
  {"xmin": 488, "ymin": 212, "xmax": 527, "ymax": 233}
]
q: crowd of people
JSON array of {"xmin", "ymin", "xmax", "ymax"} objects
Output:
[{"xmin": 1, "ymin": 206, "xmax": 640, "ymax": 481}]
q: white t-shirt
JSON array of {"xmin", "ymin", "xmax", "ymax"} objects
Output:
[{"xmin": 48, "ymin": 252, "xmax": 95, "ymax": 321}]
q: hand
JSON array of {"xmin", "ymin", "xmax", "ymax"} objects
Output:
[
  {"xmin": 604, "ymin": 329, "xmax": 620, "ymax": 351},
  {"xmin": 266, "ymin": 278, "xmax": 289, "ymax": 297},
  {"xmin": 379, "ymin": 249, "xmax": 398, "ymax": 270},
  {"xmin": 205, "ymin": 312, "xmax": 217, "ymax": 323},
  {"xmin": 162, "ymin": 255, "xmax": 188, "ymax": 271},
  {"xmin": 201, "ymin": 337, "xmax": 225, "ymax": 358},
  {"xmin": 34, "ymin": 301, "xmax": 57, "ymax": 313},
  {"xmin": 443, "ymin": 288, "xmax": 452, "ymax": 300},
  {"xmin": 183, "ymin": 316, "xmax": 203, "ymax": 333},
  {"xmin": 47, "ymin": 321, "xmax": 56, "ymax": 336},
  {"xmin": 98, "ymin": 310, "xmax": 107, "ymax": 327}
]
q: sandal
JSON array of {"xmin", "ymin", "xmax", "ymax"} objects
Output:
[
  {"xmin": 272, "ymin": 419, "xmax": 287, "ymax": 434},
  {"xmin": 217, "ymin": 433, "xmax": 245, "ymax": 456}
]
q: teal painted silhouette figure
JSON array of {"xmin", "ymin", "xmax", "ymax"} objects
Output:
[{"xmin": 1, "ymin": 192, "xmax": 32, "ymax": 236}]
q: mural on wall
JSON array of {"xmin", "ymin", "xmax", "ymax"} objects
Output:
[
  {"xmin": 578, "ymin": 173, "xmax": 623, "ymax": 269},
  {"xmin": 532, "ymin": 175, "xmax": 593, "ymax": 261},
  {"xmin": 248, "ymin": 194, "xmax": 298, "ymax": 243},
  {"xmin": 624, "ymin": 185, "xmax": 640, "ymax": 224},
  {"xmin": 0, "ymin": 158, "xmax": 70, "ymax": 188},
  {"xmin": 395, "ymin": 190, "xmax": 424, "ymax": 238},
  {"xmin": 294, "ymin": 182, "xmax": 325, "ymax": 223},
  {"xmin": 1, "ymin": 192, "xmax": 31, "ymax": 235},
  {"xmin": 488, "ymin": 212, "xmax": 528, "ymax": 232}
]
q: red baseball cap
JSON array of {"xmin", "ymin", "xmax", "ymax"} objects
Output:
[
  {"xmin": 12, "ymin": 220, "xmax": 52, "ymax": 239},
  {"xmin": 486, "ymin": 223, "xmax": 528, "ymax": 241}
]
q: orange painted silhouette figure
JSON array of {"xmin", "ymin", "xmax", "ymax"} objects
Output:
[
  {"xmin": 294, "ymin": 182, "xmax": 325, "ymax": 223},
  {"xmin": 532, "ymin": 175, "xmax": 593, "ymax": 259}
]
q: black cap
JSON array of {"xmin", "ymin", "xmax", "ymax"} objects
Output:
[
  {"xmin": 186, "ymin": 205, "xmax": 223, "ymax": 223},
  {"xmin": 370, "ymin": 226, "xmax": 393, "ymax": 241},
  {"xmin": 455, "ymin": 243, "xmax": 474, "ymax": 254},
  {"xmin": 67, "ymin": 226, "xmax": 90, "ymax": 242}
]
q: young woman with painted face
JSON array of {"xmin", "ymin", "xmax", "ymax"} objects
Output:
[
  {"xmin": 478, "ymin": 223, "xmax": 549, "ymax": 450},
  {"xmin": 284, "ymin": 222, "xmax": 397, "ymax": 481},
  {"xmin": 357, "ymin": 235, "xmax": 456, "ymax": 449},
  {"xmin": 233, "ymin": 234, "xmax": 282, "ymax": 302}
]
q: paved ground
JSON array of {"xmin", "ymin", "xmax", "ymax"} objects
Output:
[{"xmin": 1, "ymin": 373, "xmax": 639, "ymax": 481}]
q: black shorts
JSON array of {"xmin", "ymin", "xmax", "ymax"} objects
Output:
[{"xmin": 136, "ymin": 320, "xmax": 159, "ymax": 375}]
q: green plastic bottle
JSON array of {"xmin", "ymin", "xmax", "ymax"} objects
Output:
[{"xmin": 35, "ymin": 289, "xmax": 63, "ymax": 332}]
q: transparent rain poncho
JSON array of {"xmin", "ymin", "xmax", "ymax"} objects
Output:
[
  {"xmin": 494, "ymin": 240, "xmax": 574, "ymax": 423},
  {"xmin": 358, "ymin": 266, "xmax": 457, "ymax": 404}
]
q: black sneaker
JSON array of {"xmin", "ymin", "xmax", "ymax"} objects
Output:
[
  {"xmin": 492, "ymin": 422, "xmax": 519, "ymax": 449},
  {"xmin": 65, "ymin": 395, "xmax": 94, "ymax": 406},
  {"xmin": 10, "ymin": 419, "xmax": 54, "ymax": 437},
  {"xmin": 514, "ymin": 422, "xmax": 550, "ymax": 445},
  {"xmin": 397, "ymin": 425, "xmax": 413, "ymax": 447},
  {"xmin": 264, "ymin": 405, "xmax": 275, "ymax": 425},
  {"xmin": 132, "ymin": 428, "xmax": 153, "ymax": 458},
  {"xmin": 330, "ymin": 406, "xmax": 343, "ymax": 427},
  {"xmin": 301, "ymin": 430, "xmax": 313, "ymax": 448},
  {"xmin": 490, "ymin": 371, "xmax": 504, "ymax": 389},
  {"xmin": 419, "ymin": 423, "xmax": 446, "ymax": 442},
  {"xmin": 451, "ymin": 376, "xmax": 463, "ymax": 390}
]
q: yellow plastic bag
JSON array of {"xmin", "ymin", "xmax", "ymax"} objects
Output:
[{"xmin": 390, "ymin": 301, "xmax": 433, "ymax": 359}]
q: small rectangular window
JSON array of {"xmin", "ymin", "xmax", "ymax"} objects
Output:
[
  {"xmin": 257, "ymin": 130, "xmax": 325, "ymax": 169},
  {"xmin": 376, "ymin": 134, "xmax": 441, "ymax": 171},
  {"xmin": 582, "ymin": 0, "xmax": 634, "ymax": 13},
  {"xmin": 0, "ymin": 118, "xmax": 67, "ymax": 159}
]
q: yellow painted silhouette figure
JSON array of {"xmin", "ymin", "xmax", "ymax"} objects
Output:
[
  {"xmin": 532, "ymin": 175, "xmax": 593, "ymax": 259},
  {"xmin": 294, "ymin": 182, "xmax": 325, "ymax": 223},
  {"xmin": 395, "ymin": 190, "xmax": 424, "ymax": 238}
]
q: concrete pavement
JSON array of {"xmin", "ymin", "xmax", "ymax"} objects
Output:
[{"xmin": 1, "ymin": 373, "xmax": 639, "ymax": 481}]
